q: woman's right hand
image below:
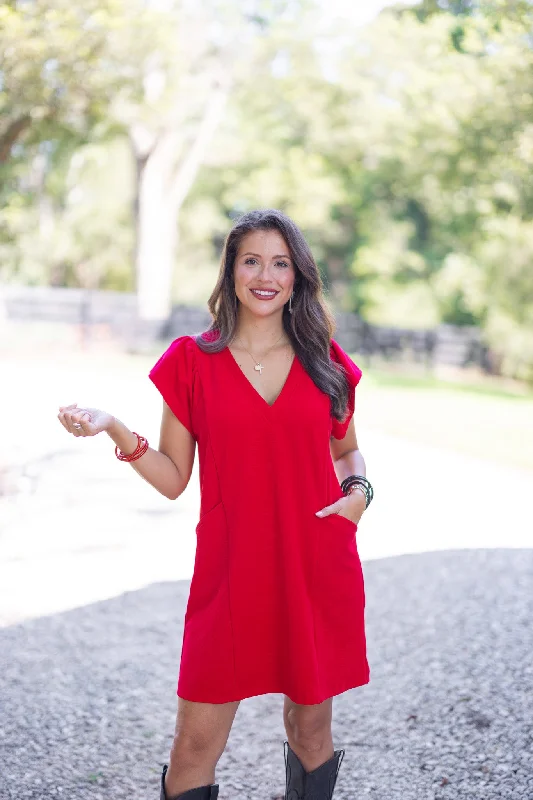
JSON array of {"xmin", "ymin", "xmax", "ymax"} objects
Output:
[{"xmin": 57, "ymin": 403, "xmax": 115, "ymax": 437}]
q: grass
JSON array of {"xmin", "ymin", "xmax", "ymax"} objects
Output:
[
  {"xmin": 356, "ymin": 361, "xmax": 533, "ymax": 472},
  {"xmin": 2, "ymin": 319, "xmax": 531, "ymax": 472}
]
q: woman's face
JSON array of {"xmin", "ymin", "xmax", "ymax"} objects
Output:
[{"xmin": 233, "ymin": 228, "xmax": 296, "ymax": 318}]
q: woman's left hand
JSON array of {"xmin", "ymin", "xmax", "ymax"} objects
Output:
[{"xmin": 315, "ymin": 489, "xmax": 366, "ymax": 524}]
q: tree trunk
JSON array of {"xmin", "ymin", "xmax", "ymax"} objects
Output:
[
  {"xmin": 0, "ymin": 115, "xmax": 31, "ymax": 164},
  {"xmin": 135, "ymin": 144, "xmax": 179, "ymax": 324},
  {"xmin": 131, "ymin": 79, "xmax": 229, "ymax": 329}
]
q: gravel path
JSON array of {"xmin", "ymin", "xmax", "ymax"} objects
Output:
[
  {"xmin": 1, "ymin": 353, "xmax": 532, "ymax": 799},
  {"xmin": 1, "ymin": 547, "xmax": 532, "ymax": 800},
  {"xmin": 1, "ymin": 352, "xmax": 531, "ymax": 626}
]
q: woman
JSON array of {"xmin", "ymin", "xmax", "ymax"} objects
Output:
[{"xmin": 57, "ymin": 208, "xmax": 374, "ymax": 800}]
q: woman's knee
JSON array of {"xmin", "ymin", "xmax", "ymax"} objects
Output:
[
  {"xmin": 284, "ymin": 697, "xmax": 333, "ymax": 749},
  {"xmin": 171, "ymin": 697, "xmax": 240, "ymax": 763},
  {"xmin": 171, "ymin": 728, "xmax": 221, "ymax": 764}
]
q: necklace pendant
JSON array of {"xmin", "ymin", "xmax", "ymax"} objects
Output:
[{"xmin": 254, "ymin": 363, "xmax": 263, "ymax": 374}]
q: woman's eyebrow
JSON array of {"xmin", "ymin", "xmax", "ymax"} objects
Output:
[{"xmin": 241, "ymin": 251, "xmax": 292, "ymax": 260}]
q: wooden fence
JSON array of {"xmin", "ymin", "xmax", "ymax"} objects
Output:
[{"xmin": 0, "ymin": 285, "xmax": 492, "ymax": 371}]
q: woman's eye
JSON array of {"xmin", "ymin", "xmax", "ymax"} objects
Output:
[{"xmin": 243, "ymin": 257, "xmax": 289, "ymax": 267}]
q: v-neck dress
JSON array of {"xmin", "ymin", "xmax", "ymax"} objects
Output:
[{"xmin": 148, "ymin": 331, "xmax": 370, "ymax": 704}]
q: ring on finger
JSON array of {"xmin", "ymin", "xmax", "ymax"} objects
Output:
[{"xmin": 73, "ymin": 422, "xmax": 82, "ymax": 429}]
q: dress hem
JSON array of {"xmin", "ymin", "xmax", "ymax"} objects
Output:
[{"xmin": 176, "ymin": 671, "xmax": 370, "ymax": 705}]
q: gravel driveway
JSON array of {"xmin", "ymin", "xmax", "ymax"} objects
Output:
[
  {"xmin": 1, "ymin": 354, "xmax": 532, "ymax": 799},
  {"xmin": 1, "ymin": 548, "xmax": 532, "ymax": 800}
]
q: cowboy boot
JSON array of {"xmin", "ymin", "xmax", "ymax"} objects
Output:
[
  {"xmin": 160, "ymin": 764, "xmax": 219, "ymax": 800},
  {"xmin": 284, "ymin": 740, "xmax": 345, "ymax": 800}
]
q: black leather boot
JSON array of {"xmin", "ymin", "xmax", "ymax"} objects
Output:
[
  {"xmin": 284, "ymin": 740, "xmax": 345, "ymax": 800},
  {"xmin": 159, "ymin": 764, "xmax": 219, "ymax": 800}
]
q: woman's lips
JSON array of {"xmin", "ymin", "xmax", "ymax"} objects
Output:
[{"xmin": 249, "ymin": 289, "xmax": 280, "ymax": 300}]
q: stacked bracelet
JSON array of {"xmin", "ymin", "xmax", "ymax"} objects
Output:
[
  {"xmin": 115, "ymin": 433, "xmax": 149, "ymax": 462},
  {"xmin": 341, "ymin": 474, "xmax": 374, "ymax": 508}
]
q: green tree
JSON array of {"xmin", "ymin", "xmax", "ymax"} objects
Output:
[{"xmin": 1, "ymin": 0, "xmax": 311, "ymax": 328}]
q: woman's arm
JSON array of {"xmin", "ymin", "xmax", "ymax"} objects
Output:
[
  {"xmin": 107, "ymin": 402, "xmax": 195, "ymax": 500},
  {"xmin": 59, "ymin": 401, "xmax": 195, "ymax": 501},
  {"xmin": 329, "ymin": 417, "xmax": 366, "ymax": 485},
  {"xmin": 316, "ymin": 417, "xmax": 367, "ymax": 523}
]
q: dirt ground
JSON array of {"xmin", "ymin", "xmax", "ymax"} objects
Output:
[{"xmin": 1, "ymin": 342, "xmax": 531, "ymax": 799}]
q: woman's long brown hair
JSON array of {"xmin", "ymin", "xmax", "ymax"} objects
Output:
[{"xmin": 194, "ymin": 208, "xmax": 350, "ymax": 424}]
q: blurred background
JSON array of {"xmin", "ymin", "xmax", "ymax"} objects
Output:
[{"xmin": 1, "ymin": 2, "xmax": 532, "ymax": 799}]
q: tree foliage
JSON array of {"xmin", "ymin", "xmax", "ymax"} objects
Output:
[{"xmin": 1, "ymin": 0, "xmax": 533, "ymax": 378}]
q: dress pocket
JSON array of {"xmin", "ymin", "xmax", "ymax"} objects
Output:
[
  {"xmin": 197, "ymin": 500, "xmax": 224, "ymax": 528},
  {"xmin": 327, "ymin": 512, "xmax": 358, "ymax": 534},
  {"xmin": 186, "ymin": 501, "xmax": 227, "ymax": 620}
]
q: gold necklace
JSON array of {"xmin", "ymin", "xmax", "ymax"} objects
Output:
[{"xmin": 235, "ymin": 332, "xmax": 286, "ymax": 375}]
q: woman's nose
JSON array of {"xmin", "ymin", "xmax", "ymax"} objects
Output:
[{"xmin": 258, "ymin": 264, "xmax": 274, "ymax": 280}]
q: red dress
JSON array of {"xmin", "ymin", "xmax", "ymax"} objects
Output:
[{"xmin": 149, "ymin": 331, "xmax": 370, "ymax": 704}]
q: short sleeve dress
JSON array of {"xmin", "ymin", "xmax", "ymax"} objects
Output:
[{"xmin": 149, "ymin": 332, "xmax": 370, "ymax": 705}]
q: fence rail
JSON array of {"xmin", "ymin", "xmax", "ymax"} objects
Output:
[{"xmin": 0, "ymin": 285, "xmax": 492, "ymax": 371}]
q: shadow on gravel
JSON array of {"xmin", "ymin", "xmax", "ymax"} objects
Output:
[{"xmin": 1, "ymin": 548, "xmax": 531, "ymax": 800}]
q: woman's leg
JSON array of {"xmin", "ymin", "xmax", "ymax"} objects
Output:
[
  {"xmin": 282, "ymin": 695, "xmax": 334, "ymax": 772},
  {"xmin": 164, "ymin": 695, "xmax": 240, "ymax": 797}
]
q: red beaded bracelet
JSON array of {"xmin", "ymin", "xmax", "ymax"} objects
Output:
[{"xmin": 115, "ymin": 432, "xmax": 149, "ymax": 462}]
